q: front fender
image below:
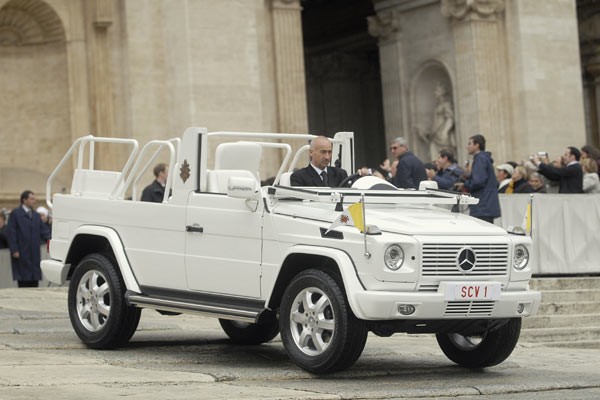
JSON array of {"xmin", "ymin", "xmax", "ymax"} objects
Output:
[{"xmin": 273, "ymin": 245, "xmax": 370, "ymax": 320}]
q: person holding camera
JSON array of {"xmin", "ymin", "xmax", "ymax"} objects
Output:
[
  {"xmin": 454, "ymin": 135, "xmax": 500, "ymax": 223},
  {"xmin": 533, "ymin": 147, "xmax": 583, "ymax": 194},
  {"xmin": 425, "ymin": 149, "xmax": 463, "ymax": 190}
]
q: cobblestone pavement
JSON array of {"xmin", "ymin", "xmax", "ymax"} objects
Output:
[{"xmin": 1, "ymin": 288, "xmax": 599, "ymax": 399}]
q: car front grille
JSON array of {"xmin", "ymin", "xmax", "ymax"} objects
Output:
[
  {"xmin": 422, "ymin": 243, "xmax": 509, "ymax": 277},
  {"xmin": 444, "ymin": 301, "xmax": 495, "ymax": 317}
]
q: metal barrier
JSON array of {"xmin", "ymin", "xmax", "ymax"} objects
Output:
[{"xmin": 496, "ymin": 194, "xmax": 600, "ymax": 275}]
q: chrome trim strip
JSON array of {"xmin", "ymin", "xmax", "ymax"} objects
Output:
[{"xmin": 127, "ymin": 294, "xmax": 259, "ymax": 323}]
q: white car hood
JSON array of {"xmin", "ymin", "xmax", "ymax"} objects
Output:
[{"xmin": 272, "ymin": 202, "xmax": 506, "ymax": 236}]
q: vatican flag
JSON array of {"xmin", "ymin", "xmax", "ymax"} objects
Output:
[
  {"xmin": 325, "ymin": 202, "xmax": 364, "ymax": 234},
  {"xmin": 521, "ymin": 203, "xmax": 532, "ymax": 233}
]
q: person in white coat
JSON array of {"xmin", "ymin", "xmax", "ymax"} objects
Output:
[{"xmin": 582, "ymin": 158, "xmax": 600, "ymax": 194}]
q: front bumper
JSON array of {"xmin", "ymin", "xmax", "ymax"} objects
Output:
[{"xmin": 352, "ymin": 288, "xmax": 541, "ymax": 321}]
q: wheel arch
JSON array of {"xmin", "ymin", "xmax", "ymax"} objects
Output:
[
  {"xmin": 64, "ymin": 226, "xmax": 141, "ymax": 293},
  {"xmin": 266, "ymin": 246, "xmax": 367, "ymax": 319}
]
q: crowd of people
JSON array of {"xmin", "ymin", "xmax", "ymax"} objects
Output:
[
  {"xmin": 287, "ymin": 134, "xmax": 600, "ymax": 223},
  {"xmin": 375, "ymin": 137, "xmax": 600, "ymax": 196}
]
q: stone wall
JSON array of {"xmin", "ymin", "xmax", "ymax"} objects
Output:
[{"xmin": 372, "ymin": 0, "xmax": 587, "ymax": 165}]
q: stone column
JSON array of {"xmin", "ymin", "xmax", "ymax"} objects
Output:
[
  {"xmin": 586, "ymin": 60, "xmax": 600, "ymax": 148},
  {"xmin": 271, "ymin": 0, "xmax": 308, "ymax": 134},
  {"xmin": 368, "ymin": 9, "xmax": 410, "ymax": 149},
  {"xmin": 65, "ymin": 0, "xmax": 91, "ymax": 167},
  {"xmin": 90, "ymin": 0, "xmax": 117, "ymax": 169},
  {"xmin": 441, "ymin": 0, "xmax": 510, "ymax": 161}
]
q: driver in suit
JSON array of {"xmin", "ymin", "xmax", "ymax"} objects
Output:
[{"xmin": 291, "ymin": 136, "xmax": 348, "ymax": 187}]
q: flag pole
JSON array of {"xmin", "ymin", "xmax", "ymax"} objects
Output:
[
  {"xmin": 529, "ymin": 193, "xmax": 534, "ymax": 237},
  {"xmin": 362, "ymin": 193, "xmax": 370, "ymax": 259}
]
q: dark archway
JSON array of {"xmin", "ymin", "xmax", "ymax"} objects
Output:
[{"xmin": 302, "ymin": 0, "xmax": 386, "ymax": 170}]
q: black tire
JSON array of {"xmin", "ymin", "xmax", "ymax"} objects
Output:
[
  {"xmin": 279, "ymin": 269, "xmax": 368, "ymax": 374},
  {"xmin": 436, "ymin": 318, "xmax": 522, "ymax": 368},
  {"xmin": 68, "ymin": 253, "xmax": 141, "ymax": 349},
  {"xmin": 219, "ymin": 316, "xmax": 279, "ymax": 345}
]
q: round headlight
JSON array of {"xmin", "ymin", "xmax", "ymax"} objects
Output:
[
  {"xmin": 513, "ymin": 244, "xmax": 529, "ymax": 270},
  {"xmin": 384, "ymin": 244, "xmax": 404, "ymax": 271}
]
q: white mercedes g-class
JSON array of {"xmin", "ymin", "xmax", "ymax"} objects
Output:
[{"xmin": 42, "ymin": 127, "xmax": 540, "ymax": 374}]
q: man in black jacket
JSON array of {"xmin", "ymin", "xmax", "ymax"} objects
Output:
[
  {"xmin": 141, "ymin": 163, "xmax": 169, "ymax": 202},
  {"xmin": 390, "ymin": 137, "xmax": 427, "ymax": 189},
  {"xmin": 534, "ymin": 147, "xmax": 583, "ymax": 194},
  {"xmin": 291, "ymin": 136, "xmax": 348, "ymax": 187}
]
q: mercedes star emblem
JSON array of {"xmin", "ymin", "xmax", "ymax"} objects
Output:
[{"xmin": 456, "ymin": 247, "xmax": 477, "ymax": 273}]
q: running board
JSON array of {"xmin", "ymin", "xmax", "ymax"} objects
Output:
[{"xmin": 125, "ymin": 292, "xmax": 261, "ymax": 323}]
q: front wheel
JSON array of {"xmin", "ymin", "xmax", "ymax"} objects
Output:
[
  {"xmin": 279, "ymin": 269, "xmax": 368, "ymax": 374},
  {"xmin": 436, "ymin": 318, "xmax": 521, "ymax": 368},
  {"xmin": 68, "ymin": 253, "xmax": 141, "ymax": 349}
]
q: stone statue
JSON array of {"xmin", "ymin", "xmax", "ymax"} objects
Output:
[{"xmin": 418, "ymin": 83, "xmax": 456, "ymax": 161}]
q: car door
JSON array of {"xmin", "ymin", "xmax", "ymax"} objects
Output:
[{"xmin": 184, "ymin": 192, "xmax": 262, "ymax": 298}]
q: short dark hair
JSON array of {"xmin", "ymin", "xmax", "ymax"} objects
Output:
[
  {"xmin": 20, "ymin": 190, "xmax": 33, "ymax": 204},
  {"xmin": 568, "ymin": 146, "xmax": 581, "ymax": 161},
  {"xmin": 439, "ymin": 149, "xmax": 455, "ymax": 164},
  {"xmin": 469, "ymin": 135, "xmax": 486, "ymax": 152},
  {"xmin": 153, "ymin": 163, "xmax": 167, "ymax": 178}
]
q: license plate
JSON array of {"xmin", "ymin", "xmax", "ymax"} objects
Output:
[{"xmin": 442, "ymin": 282, "xmax": 501, "ymax": 301}]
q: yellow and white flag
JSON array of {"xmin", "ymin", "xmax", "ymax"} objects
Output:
[
  {"xmin": 326, "ymin": 202, "xmax": 364, "ymax": 234},
  {"xmin": 521, "ymin": 203, "xmax": 532, "ymax": 233}
]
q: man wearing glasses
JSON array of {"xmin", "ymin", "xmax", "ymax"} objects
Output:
[{"xmin": 390, "ymin": 137, "xmax": 427, "ymax": 189}]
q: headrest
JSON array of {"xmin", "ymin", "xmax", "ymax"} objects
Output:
[{"xmin": 215, "ymin": 142, "xmax": 262, "ymax": 179}]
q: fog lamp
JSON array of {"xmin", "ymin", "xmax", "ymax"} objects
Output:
[
  {"xmin": 398, "ymin": 304, "xmax": 415, "ymax": 315},
  {"xmin": 517, "ymin": 303, "xmax": 525, "ymax": 314}
]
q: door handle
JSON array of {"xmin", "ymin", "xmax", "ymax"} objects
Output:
[{"xmin": 186, "ymin": 225, "xmax": 204, "ymax": 233}]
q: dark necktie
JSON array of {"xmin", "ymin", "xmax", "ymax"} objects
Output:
[
  {"xmin": 26, "ymin": 209, "xmax": 32, "ymax": 218},
  {"xmin": 321, "ymin": 170, "xmax": 328, "ymax": 186}
]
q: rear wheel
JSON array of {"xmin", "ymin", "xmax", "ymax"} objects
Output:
[
  {"xmin": 279, "ymin": 269, "xmax": 367, "ymax": 374},
  {"xmin": 68, "ymin": 253, "xmax": 141, "ymax": 349},
  {"xmin": 219, "ymin": 317, "xmax": 279, "ymax": 345},
  {"xmin": 436, "ymin": 318, "xmax": 521, "ymax": 368}
]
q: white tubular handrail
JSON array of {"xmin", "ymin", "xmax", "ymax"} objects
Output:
[
  {"xmin": 75, "ymin": 136, "xmax": 140, "ymax": 199},
  {"xmin": 46, "ymin": 135, "xmax": 139, "ymax": 209},
  {"xmin": 286, "ymin": 144, "xmax": 310, "ymax": 173},
  {"xmin": 208, "ymin": 131, "xmax": 316, "ymax": 141},
  {"xmin": 125, "ymin": 140, "xmax": 176, "ymax": 203},
  {"xmin": 47, "ymin": 135, "xmax": 91, "ymax": 209},
  {"xmin": 207, "ymin": 132, "xmax": 351, "ymax": 184}
]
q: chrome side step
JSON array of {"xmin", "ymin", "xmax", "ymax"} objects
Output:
[{"xmin": 126, "ymin": 292, "xmax": 261, "ymax": 323}]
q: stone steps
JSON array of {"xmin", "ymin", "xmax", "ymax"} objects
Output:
[
  {"xmin": 520, "ymin": 277, "xmax": 600, "ymax": 346},
  {"xmin": 522, "ymin": 313, "xmax": 600, "ymax": 329},
  {"xmin": 536, "ymin": 301, "xmax": 600, "ymax": 315},
  {"xmin": 541, "ymin": 289, "xmax": 600, "ymax": 303},
  {"xmin": 519, "ymin": 326, "xmax": 600, "ymax": 342},
  {"xmin": 528, "ymin": 340, "xmax": 600, "ymax": 349},
  {"xmin": 530, "ymin": 277, "xmax": 600, "ymax": 291}
]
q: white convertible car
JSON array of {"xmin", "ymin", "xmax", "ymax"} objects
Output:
[{"xmin": 41, "ymin": 127, "xmax": 540, "ymax": 373}]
